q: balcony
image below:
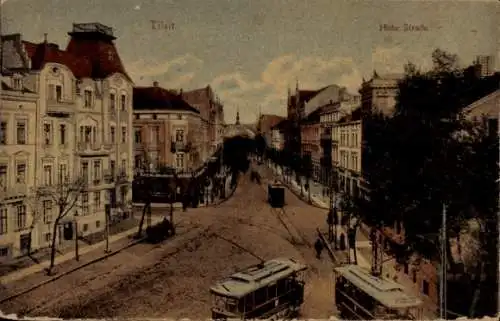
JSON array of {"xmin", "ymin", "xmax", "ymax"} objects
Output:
[
  {"xmin": 77, "ymin": 141, "xmax": 109, "ymax": 156},
  {"xmin": 4, "ymin": 184, "xmax": 28, "ymax": 199},
  {"xmin": 117, "ymin": 170, "xmax": 129, "ymax": 183},
  {"xmin": 104, "ymin": 171, "xmax": 114, "ymax": 184},
  {"xmin": 171, "ymin": 141, "xmax": 192, "ymax": 152},
  {"xmin": 46, "ymin": 98, "xmax": 75, "ymax": 116}
]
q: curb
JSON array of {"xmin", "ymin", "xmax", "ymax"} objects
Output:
[
  {"xmin": 316, "ymin": 228, "xmax": 348, "ymax": 265},
  {"xmin": 0, "ymin": 236, "xmax": 146, "ymax": 304}
]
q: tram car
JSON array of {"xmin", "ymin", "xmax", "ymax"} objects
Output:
[
  {"xmin": 209, "ymin": 258, "xmax": 307, "ymax": 320},
  {"xmin": 334, "ymin": 264, "xmax": 423, "ymax": 320},
  {"xmin": 267, "ymin": 182, "xmax": 285, "ymax": 208}
]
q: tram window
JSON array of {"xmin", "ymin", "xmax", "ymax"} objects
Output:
[
  {"xmin": 277, "ymin": 279, "xmax": 286, "ymax": 294},
  {"xmin": 422, "ymin": 280, "xmax": 429, "ymax": 295},
  {"xmin": 237, "ymin": 299, "xmax": 245, "ymax": 313},
  {"xmin": 226, "ymin": 298, "xmax": 238, "ymax": 313},
  {"xmin": 268, "ymin": 283, "xmax": 277, "ymax": 299},
  {"xmin": 254, "ymin": 287, "xmax": 267, "ymax": 305}
]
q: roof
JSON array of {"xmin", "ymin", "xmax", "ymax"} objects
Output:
[
  {"xmin": 258, "ymin": 114, "xmax": 285, "ymax": 132},
  {"xmin": 210, "ymin": 258, "xmax": 307, "ymax": 299},
  {"xmin": 301, "ymin": 106, "xmax": 323, "ymax": 124},
  {"xmin": 271, "ymin": 119, "xmax": 291, "ymax": 131},
  {"xmin": 133, "ymin": 86, "xmax": 200, "ymax": 113},
  {"xmin": 1, "ymin": 81, "xmax": 36, "ymax": 94},
  {"xmin": 338, "ymin": 106, "xmax": 362, "ymax": 123},
  {"xmin": 335, "ymin": 265, "xmax": 422, "ymax": 309},
  {"xmin": 19, "ymin": 23, "xmax": 131, "ymax": 81},
  {"xmin": 463, "ymin": 89, "xmax": 499, "ymax": 120}
]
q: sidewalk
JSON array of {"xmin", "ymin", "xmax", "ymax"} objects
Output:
[{"xmin": 0, "ymin": 216, "xmax": 164, "ymax": 285}]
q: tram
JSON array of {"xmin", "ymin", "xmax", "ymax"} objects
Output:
[
  {"xmin": 334, "ymin": 264, "xmax": 423, "ymax": 320},
  {"xmin": 209, "ymin": 258, "xmax": 307, "ymax": 320}
]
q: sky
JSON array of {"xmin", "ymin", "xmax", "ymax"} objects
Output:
[{"xmin": 1, "ymin": 0, "xmax": 498, "ymax": 123}]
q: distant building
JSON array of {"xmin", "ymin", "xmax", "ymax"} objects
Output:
[
  {"xmin": 463, "ymin": 88, "xmax": 499, "ymax": 137},
  {"xmin": 181, "ymin": 86, "xmax": 225, "ymax": 158},
  {"xmin": 257, "ymin": 114, "xmax": 285, "ymax": 147},
  {"xmin": 0, "ymin": 22, "xmax": 134, "ymax": 259},
  {"xmin": 132, "ymin": 82, "xmax": 204, "ymax": 173},
  {"xmin": 359, "ymin": 71, "xmax": 403, "ymax": 115},
  {"xmin": 270, "ymin": 119, "xmax": 289, "ymax": 151},
  {"xmin": 473, "ymin": 55, "xmax": 495, "ymax": 77},
  {"xmin": 300, "ymin": 108, "xmax": 322, "ymax": 181}
]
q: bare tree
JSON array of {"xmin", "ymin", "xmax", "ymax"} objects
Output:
[
  {"xmin": 34, "ymin": 173, "xmax": 86, "ymax": 275},
  {"xmin": 135, "ymin": 144, "xmax": 153, "ymax": 238}
]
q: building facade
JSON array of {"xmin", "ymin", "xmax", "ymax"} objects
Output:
[
  {"xmin": 181, "ymin": 86, "xmax": 225, "ymax": 158},
  {"xmin": 0, "ymin": 75, "xmax": 39, "ymax": 260},
  {"xmin": 257, "ymin": 114, "xmax": 284, "ymax": 147},
  {"xmin": 133, "ymin": 82, "xmax": 204, "ymax": 172},
  {"xmin": 473, "ymin": 55, "xmax": 495, "ymax": 77},
  {"xmin": 0, "ymin": 23, "xmax": 134, "ymax": 260},
  {"xmin": 359, "ymin": 72, "xmax": 402, "ymax": 115},
  {"xmin": 300, "ymin": 108, "xmax": 322, "ymax": 180}
]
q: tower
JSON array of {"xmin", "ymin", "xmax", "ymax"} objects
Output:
[{"xmin": 236, "ymin": 108, "xmax": 240, "ymax": 125}]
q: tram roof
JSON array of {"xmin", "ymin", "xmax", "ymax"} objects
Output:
[
  {"xmin": 334, "ymin": 265, "xmax": 423, "ymax": 309},
  {"xmin": 210, "ymin": 258, "xmax": 307, "ymax": 299}
]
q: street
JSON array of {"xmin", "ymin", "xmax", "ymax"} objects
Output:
[{"xmin": 0, "ymin": 170, "xmax": 338, "ymax": 319}]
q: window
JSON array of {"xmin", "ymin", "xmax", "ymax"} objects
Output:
[
  {"xmin": 422, "ymin": 280, "xmax": 429, "ymax": 295},
  {"xmin": 121, "ymin": 126, "xmax": 127, "ymax": 143},
  {"xmin": 93, "ymin": 191, "xmax": 101, "ymax": 210},
  {"xmin": 43, "ymin": 200, "xmax": 52, "ymax": 223},
  {"xmin": 81, "ymin": 126, "xmax": 92, "ymax": 143},
  {"xmin": 16, "ymin": 120, "xmax": 26, "ymax": 144},
  {"xmin": 151, "ymin": 126, "xmax": 160, "ymax": 144},
  {"xmin": 16, "ymin": 203, "xmax": 26, "ymax": 230},
  {"xmin": 45, "ymin": 233, "xmax": 52, "ymax": 243},
  {"xmin": 110, "ymin": 93, "xmax": 116, "ymax": 111},
  {"xmin": 110, "ymin": 126, "xmax": 116, "ymax": 144},
  {"xmin": 134, "ymin": 155, "xmax": 141, "ymax": 169},
  {"xmin": 0, "ymin": 207, "xmax": 7, "ymax": 235},
  {"xmin": 13, "ymin": 78, "xmax": 22, "ymax": 89},
  {"xmin": 81, "ymin": 161, "xmax": 89, "ymax": 183},
  {"xmin": 175, "ymin": 129, "xmax": 184, "ymax": 142},
  {"xmin": 0, "ymin": 165, "xmax": 7, "ymax": 192},
  {"xmin": 56, "ymin": 85, "xmax": 62, "ymax": 101},
  {"xmin": 43, "ymin": 123, "xmax": 52, "ymax": 145},
  {"xmin": 84, "ymin": 90, "xmax": 92, "ymax": 108},
  {"xmin": 43, "ymin": 165, "xmax": 52, "ymax": 186},
  {"xmin": 16, "ymin": 163, "xmax": 26, "ymax": 184},
  {"xmin": 134, "ymin": 128, "xmax": 141, "ymax": 143},
  {"xmin": 412, "ymin": 270, "xmax": 417, "ymax": 283},
  {"xmin": 96, "ymin": 220, "xmax": 101, "ymax": 228},
  {"xmin": 59, "ymin": 164, "xmax": 67, "ymax": 183},
  {"xmin": 83, "ymin": 224, "xmax": 89, "ymax": 232},
  {"xmin": 176, "ymin": 153, "xmax": 184, "ymax": 168},
  {"xmin": 351, "ymin": 152, "xmax": 358, "ymax": 171},
  {"xmin": 121, "ymin": 159, "xmax": 126, "ymax": 172},
  {"xmin": 120, "ymin": 94, "xmax": 126, "ymax": 111},
  {"xmin": 81, "ymin": 192, "xmax": 89, "ymax": 216},
  {"xmin": 0, "ymin": 121, "xmax": 7, "ymax": 144},
  {"xmin": 93, "ymin": 160, "xmax": 101, "ymax": 183},
  {"xmin": 110, "ymin": 160, "xmax": 116, "ymax": 176},
  {"xmin": 92, "ymin": 126, "xmax": 97, "ymax": 143},
  {"xmin": 403, "ymin": 262, "xmax": 409, "ymax": 274},
  {"xmin": 59, "ymin": 124, "xmax": 66, "ymax": 145}
]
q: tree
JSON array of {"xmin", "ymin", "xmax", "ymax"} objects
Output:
[
  {"xmin": 360, "ymin": 48, "xmax": 499, "ymax": 317},
  {"xmin": 301, "ymin": 153, "xmax": 313, "ymax": 202},
  {"xmin": 34, "ymin": 173, "xmax": 86, "ymax": 275}
]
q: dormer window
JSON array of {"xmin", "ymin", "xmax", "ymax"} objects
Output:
[
  {"xmin": 13, "ymin": 78, "xmax": 22, "ymax": 90},
  {"xmin": 56, "ymin": 85, "xmax": 62, "ymax": 101},
  {"xmin": 120, "ymin": 94, "xmax": 126, "ymax": 111},
  {"xmin": 84, "ymin": 90, "xmax": 92, "ymax": 108}
]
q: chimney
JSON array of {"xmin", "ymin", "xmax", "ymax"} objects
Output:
[{"xmin": 153, "ymin": 81, "xmax": 159, "ymax": 87}]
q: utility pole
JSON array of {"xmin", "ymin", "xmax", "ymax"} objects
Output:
[
  {"xmin": 440, "ymin": 204, "xmax": 447, "ymax": 319},
  {"xmin": 370, "ymin": 225, "xmax": 383, "ymax": 277}
]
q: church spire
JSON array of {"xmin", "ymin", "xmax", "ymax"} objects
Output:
[{"xmin": 236, "ymin": 107, "xmax": 240, "ymax": 125}]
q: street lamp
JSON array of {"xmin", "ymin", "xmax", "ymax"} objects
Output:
[{"xmin": 74, "ymin": 211, "xmax": 79, "ymax": 261}]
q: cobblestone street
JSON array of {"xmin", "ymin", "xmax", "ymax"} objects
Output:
[{"xmin": 0, "ymin": 171, "xmax": 338, "ymax": 319}]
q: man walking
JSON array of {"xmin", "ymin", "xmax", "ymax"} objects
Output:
[{"xmin": 314, "ymin": 237, "xmax": 324, "ymax": 259}]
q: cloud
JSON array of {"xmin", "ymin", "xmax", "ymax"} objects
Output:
[
  {"xmin": 127, "ymin": 54, "xmax": 203, "ymax": 88},
  {"xmin": 372, "ymin": 45, "xmax": 432, "ymax": 74},
  {"xmin": 213, "ymin": 54, "xmax": 364, "ymax": 123}
]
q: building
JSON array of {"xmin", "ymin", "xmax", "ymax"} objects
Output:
[
  {"xmin": 270, "ymin": 119, "xmax": 289, "ymax": 151},
  {"xmin": 300, "ymin": 108, "xmax": 322, "ymax": 181},
  {"xmin": 463, "ymin": 88, "xmax": 499, "ymax": 136},
  {"xmin": 0, "ymin": 74, "xmax": 39, "ymax": 260},
  {"xmin": 285, "ymin": 82, "xmax": 323, "ymax": 157},
  {"xmin": 132, "ymin": 82, "xmax": 204, "ymax": 172},
  {"xmin": 473, "ymin": 55, "xmax": 495, "ymax": 77},
  {"xmin": 0, "ymin": 22, "xmax": 134, "ymax": 260},
  {"xmin": 257, "ymin": 114, "xmax": 284, "ymax": 146},
  {"xmin": 181, "ymin": 85, "xmax": 225, "ymax": 158},
  {"xmin": 359, "ymin": 71, "xmax": 402, "ymax": 115},
  {"xmin": 319, "ymin": 90, "xmax": 361, "ymax": 186}
]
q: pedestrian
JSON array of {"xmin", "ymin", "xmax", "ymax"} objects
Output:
[{"xmin": 314, "ymin": 237, "xmax": 324, "ymax": 259}]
